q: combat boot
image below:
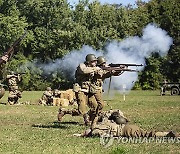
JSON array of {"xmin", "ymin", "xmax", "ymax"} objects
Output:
[
  {"xmin": 166, "ymin": 131, "xmax": 178, "ymax": 138},
  {"xmin": 91, "ymin": 116, "xmax": 98, "ymax": 129},
  {"xmin": 83, "ymin": 113, "xmax": 90, "ymax": 126}
]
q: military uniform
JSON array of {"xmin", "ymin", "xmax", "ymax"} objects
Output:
[
  {"xmin": 75, "ymin": 109, "xmax": 178, "ymax": 138},
  {"xmin": 7, "ymin": 73, "xmax": 22, "ymax": 105},
  {"xmin": 39, "ymin": 87, "xmax": 53, "ymax": 106},
  {"xmin": 89, "ymin": 56, "xmax": 122, "ymax": 129},
  {"xmin": 58, "ymin": 54, "xmax": 100, "ymax": 125}
]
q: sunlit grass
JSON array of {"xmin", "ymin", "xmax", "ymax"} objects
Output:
[{"xmin": 0, "ymin": 90, "xmax": 179, "ymax": 154}]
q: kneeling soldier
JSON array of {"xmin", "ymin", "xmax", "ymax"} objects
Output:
[
  {"xmin": 7, "ymin": 72, "xmax": 22, "ymax": 105},
  {"xmin": 39, "ymin": 87, "xmax": 53, "ymax": 106}
]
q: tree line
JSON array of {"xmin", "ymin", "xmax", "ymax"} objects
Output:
[{"xmin": 0, "ymin": 0, "xmax": 179, "ymax": 90}]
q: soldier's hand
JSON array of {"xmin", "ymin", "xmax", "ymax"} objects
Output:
[{"xmin": 1, "ymin": 54, "xmax": 9, "ymax": 62}]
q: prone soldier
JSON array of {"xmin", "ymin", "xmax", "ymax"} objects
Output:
[
  {"xmin": 74, "ymin": 109, "xmax": 179, "ymax": 138},
  {"xmin": 7, "ymin": 72, "xmax": 22, "ymax": 105}
]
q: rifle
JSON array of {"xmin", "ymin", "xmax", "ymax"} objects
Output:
[
  {"xmin": 0, "ymin": 31, "xmax": 27, "ymax": 65},
  {"xmin": 108, "ymin": 63, "xmax": 143, "ymax": 67},
  {"xmin": 100, "ymin": 66, "xmax": 139, "ymax": 72},
  {"xmin": 14, "ymin": 72, "xmax": 26, "ymax": 75},
  {"xmin": 0, "ymin": 83, "xmax": 7, "ymax": 88}
]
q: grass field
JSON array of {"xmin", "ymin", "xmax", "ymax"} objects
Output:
[{"xmin": 0, "ymin": 90, "xmax": 179, "ymax": 154}]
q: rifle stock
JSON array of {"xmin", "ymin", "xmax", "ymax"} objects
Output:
[
  {"xmin": 0, "ymin": 31, "xmax": 27, "ymax": 64},
  {"xmin": 101, "ymin": 66, "xmax": 138, "ymax": 72}
]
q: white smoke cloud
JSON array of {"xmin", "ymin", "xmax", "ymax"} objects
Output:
[
  {"xmin": 38, "ymin": 46, "xmax": 102, "ymax": 79},
  {"xmin": 104, "ymin": 24, "xmax": 173, "ymax": 92},
  {"xmin": 27, "ymin": 23, "xmax": 173, "ymax": 92}
]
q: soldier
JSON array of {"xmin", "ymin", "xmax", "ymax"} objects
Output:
[
  {"xmin": 160, "ymin": 79, "xmax": 168, "ymax": 96},
  {"xmin": 74, "ymin": 109, "xmax": 178, "ymax": 138},
  {"xmin": 89, "ymin": 56, "xmax": 124, "ymax": 129},
  {"xmin": 7, "ymin": 72, "xmax": 22, "ymax": 105},
  {"xmin": 53, "ymin": 89, "xmax": 61, "ymax": 98},
  {"xmin": 0, "ymin": 54, "xmax": 9, "ymax": 64},
  {"xmin": 39, "ymin": 87, "xmax": 53, "ymax": 106},
  {"xmin": 58, "ymin": 54, "xmax": 100, "ymax": 125}
]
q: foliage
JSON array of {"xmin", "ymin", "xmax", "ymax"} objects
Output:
[{"xmin": 0, "ymin": 0, "xmax": 179, "ymax": 90}]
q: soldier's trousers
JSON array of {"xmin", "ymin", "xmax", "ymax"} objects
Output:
[
  {"xmin": 91, "ymin": 124, "xmax": 172, "ymax": 138},
  {"xmin": 8, "ymin": 89, "xmax": 22, "ymax": 105},
  {"xmin": 74, "ymin": 91, "xmax": 89, "ymax": 115},
  {"xmin": 88, "ymin": 90, "xmax": 104, "ymax": 127}
]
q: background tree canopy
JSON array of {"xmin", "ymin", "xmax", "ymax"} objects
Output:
[{"xmin": 0, "ymin": 0, "xmax": 179, "ymax": 90}]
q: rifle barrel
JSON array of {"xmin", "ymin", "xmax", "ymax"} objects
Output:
[{"xmin": 109, "ymin": 63, "xmax": 143, "ymax": 67}]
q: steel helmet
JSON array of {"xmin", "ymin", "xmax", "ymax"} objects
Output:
[
  {"xmin": 97, "ymin": 56, "xmax": 106, "ymax": 65},
  {"xmin": 85, "ymin": 54, "xmax": 97, "ymax": 63}
]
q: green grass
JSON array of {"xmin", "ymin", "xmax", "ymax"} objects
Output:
[{"xmin": 0, "ymin": 90, "xmax": 179, "ymax": 154}]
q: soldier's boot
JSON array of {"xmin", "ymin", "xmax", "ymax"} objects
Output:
[
  {"xmin": 57, "ymin": 108, "xmax": 73, "ymax": 122},
  {"xmin": 83, "ymin": 113, "xmax": 90, "ymax": 126},
  {"xmin": 57, "ymin": 108, "xmax": 66, "ymax": 122},
  {"xmin": 165, "ymin": 131, "xmax": 178, "ymax": 138},
  {"xmin": 8, "ymin": 97, "xmax": 15, "ymax": 105}
]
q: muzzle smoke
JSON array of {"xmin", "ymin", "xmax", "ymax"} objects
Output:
[{"xmin": 23, "ymin": 24, "xmax": 173, "ymax": 92}]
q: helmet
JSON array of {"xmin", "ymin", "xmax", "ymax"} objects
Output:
[
  {"xmin": 97, "ymin": 56, "xmax": 106, "ymax": 65},
  {"xmin": 85, "ymin": 54, "xmax": 97, "ymax": 63},
  {"xmin": 109, "ymin": 111, "xmax": 128, "ymax": 124},
  {"xmin": 46, "ymin": 87, "xmax": 52, "ymax": 91},
  {"xmin": 114, "ymin": 116, "xmax": 128, "ymax": 124}
]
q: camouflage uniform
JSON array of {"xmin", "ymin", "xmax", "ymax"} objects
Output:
[
  {"xmin": 7, "ymin": 74, "xmax": 22, "ymax": 105},
  {"xmin": 39, "ymin": 87, "xmax": 53, "ymax": 106}
]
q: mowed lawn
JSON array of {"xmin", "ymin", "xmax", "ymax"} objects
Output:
[{"xmin": 0, "ymin": 90, "xmax": 179, "ymax": 154}]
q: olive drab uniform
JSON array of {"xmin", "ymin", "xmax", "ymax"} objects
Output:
[
  {"xmin": 88, "ymin": 68, "xmax": 112, "ymax": 128},
  {"xmin": 81, "ymin": 110, "xmax": 178, "ymax": 138},
  {"xmin": 89, "ymin": 56, "xmax": 125, "ymax": 129},
  {"xmin": 7, "ymin": 74, "xmax": 22, "ymax": 105},
  {"xmin": 39, "ymin": 87, "xmax": 53, "ymax": 106},
  {"xmin": 58, "ymin": 62, "xmax": 99, "ymax": 125},
  {"xmin": 75, "ymin": 63, "xmax": 99, "ymax": 115}
]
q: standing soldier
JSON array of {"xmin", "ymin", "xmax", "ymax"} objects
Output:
[
  {"xmin": 160, "ymin": 79, "xmax": 168, "ymax": 96},
  {"xmin": 89, "ymin": 56, "xmax": 124, "ymax": 129},
  {"xmin": 7, "ymin": 72, "xmax": 22, "ymax": 105},
  {"xmin": 39, "ymin": 87, "xmax": 53, "ymax": 106},
  {"xmin": 58, "ymin": 54, "xmax": 100, "ymax": 125},
  {"xmin": 0, "ymin": 55, "xmax": 9, "ymax": 100}
]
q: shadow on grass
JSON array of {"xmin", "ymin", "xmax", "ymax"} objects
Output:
[
  {"xmin": 0, "ymin": 102, "xmax": 7, "ymax": 105},
  {"xmin": 60, "ymin": 121, "xmax": 84, "ymax": 126},
  {"xmin": 32, "ymin": 121, "xmax": 69, "ymax": 129}
]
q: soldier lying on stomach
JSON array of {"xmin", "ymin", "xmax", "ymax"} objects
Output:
[{"xmin": 73, "ymin": 109, "xmax": 179, "ymax": 138}]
